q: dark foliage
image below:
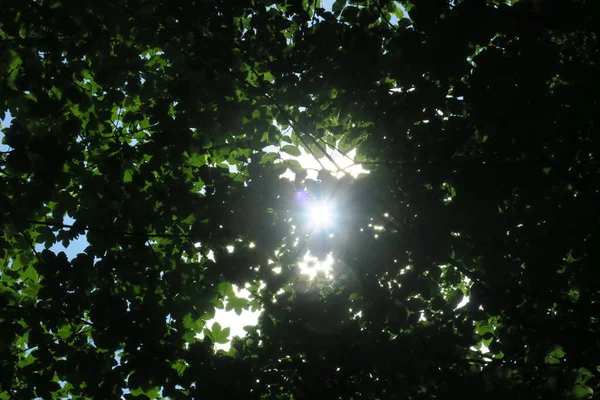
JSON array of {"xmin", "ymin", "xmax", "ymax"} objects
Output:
[{"xmin": 1, "ymin": 0, "xmax": 600, "ymax": 398}]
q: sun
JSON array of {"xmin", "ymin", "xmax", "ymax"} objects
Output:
[{"xmin": 308, "ymin": 202, "xmax": 334, "ymax": 229}]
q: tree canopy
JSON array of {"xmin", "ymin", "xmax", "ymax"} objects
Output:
[{"xmin": 1, "ymin": 0, "xmax": 600, "ymax": 398}]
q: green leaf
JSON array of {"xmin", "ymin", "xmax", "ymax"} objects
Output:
[
  {"xmin": 146, "ymin": 386, "xmax": 161, "ymax": 398},
  {"xmin": 305, "ymin": 141, "xmax": 326, "ymax": 159},
  {"xmin": 281, "ymin": 135, "xmax": 292, "ymax": 144},
  {"xmin": 6, "ymin": 49, "xmax": 22, "ymax": 90},
  {"xmin": 23, "ymin": 266, "xmax": 39, "ymax": 283},
  {"xmin": 391, "ymin": 3, "xmax": 404, "ymax": 19},
  {"xmin": 217, "ymin": 282, "xmax": 235, "ymax": 298},
  {"xmin": 545, "ymin": 346, "xmax": 566, "ymax": 364},
  {"xmin": 36, "ymin": 226, "xmax": 56, "ymax": 250},
  {"xmin": 281, "ymin": 145, "xmax": 302, "ymax": 157},
  {"xmin": 332, "ymin": 0, "xmax": 345, "ymax": 13},
  {"xmin": 183, "ymin": 330, "xmax": 197, "ymax": 343},
  {"xmin": 172, "ymin": 359, "xmax": 188, "ymax": 377},
  {"xmin": 211, "ymin": 322, "xmax": 231, "ymax": 344},
  {"xmin": 227, "ymin": 346, "xmax": 241, "ymax": 359},
  {"xmin": 225, "ymin": 297, "xmax": 249, "ymax": 316},
  {"xmin": 284, "ymin": 159, "xmax": 304, "ymax": 174},
  {"xmin": 398, "ymin": 18, "xmax": 412, "ymax": 29},
  {"xmin": 188, "ymin": 153, "xmax": 206, "ymax": 167},
  {"xmin": 341, "ymin": 6, "xmax": 360, "ymax": 23},
  {"xmin": 572, "ymin": 385, "xmax": 592, "ymax": 399},
  {"xmin": 349, "ymin": 293, "xmax": 361, "ymax": 301},
  {"xmin": 123, "ymin": 169, "xmax": 133, "ymax": 183},
  {"xmin": 57, "ymin": 325, "xmax": 73, "ymax": 340},
  {"xmin": 22, "ymin": 284, "xmax": 40, "ymax": 299}
]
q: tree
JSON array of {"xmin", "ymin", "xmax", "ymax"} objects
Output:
[{"xmin": 1, "ymin": 0, "xmax": 600, "ymax": 398}]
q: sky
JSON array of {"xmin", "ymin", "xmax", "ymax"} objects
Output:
[{"xmin": 0, "ymin": 111, "xmax": 12, "ymax": 152}]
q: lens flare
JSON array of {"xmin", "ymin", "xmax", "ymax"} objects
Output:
[{"xmin": 308, "ymin": 202, "xmax": 334, "ymax": 229}]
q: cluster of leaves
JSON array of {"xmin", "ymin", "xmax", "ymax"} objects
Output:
[{"xmin": 2, "ymin": 0, "xmax": 600, "ymax": 398}]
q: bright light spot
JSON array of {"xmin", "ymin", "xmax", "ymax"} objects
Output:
[
  {"xmin": 198, "ymin": 285, "xmax": 262, "ymax": 352},
  {"xmin": 207, "ymin": 250, "xmax": 215, "ymax": 261},
  {"xmin": 249, "ymin": 242, "xmax": 256, "ymax": 248},
  {"xmin": 308, "ymin": 202, "xmax": 334, "ymax": 229},
  {"xmin": 279, "ymin": 168, "xmax": 296, "ymax": 181},
  {"xmin": 272, "ymin": 266, "xmax": 282, "ymax": 274},
  {"xmin": 226, "ymin": 245, "xmax": 234, "ymax": 253},
  {"xmin": 274, "ymin": 142, "xmax": 369, "ymax": 180},
  {"xmin": 456, "ymin": 295, "xmax": 470, "ymax": 309},
  {"xmin": 470, "ymin": 342, "xmax": 490, "ymax": 354},
  {"xmin": 298, "ymin": 251, "xmax": 334, "ymax": 280}
]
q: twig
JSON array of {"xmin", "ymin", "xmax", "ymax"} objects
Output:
[
  {"xmin": 373, "ymin": 0, "xmax": 402, "ymax": 34},
  {"xmin": 21, "ymin": 232, "xmax": 43, "ymax": 265}
]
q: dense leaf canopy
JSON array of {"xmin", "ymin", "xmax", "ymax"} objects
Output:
[{"xmin": 2, "ymin": 0, "xmax": 600, "ymax": 398}]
